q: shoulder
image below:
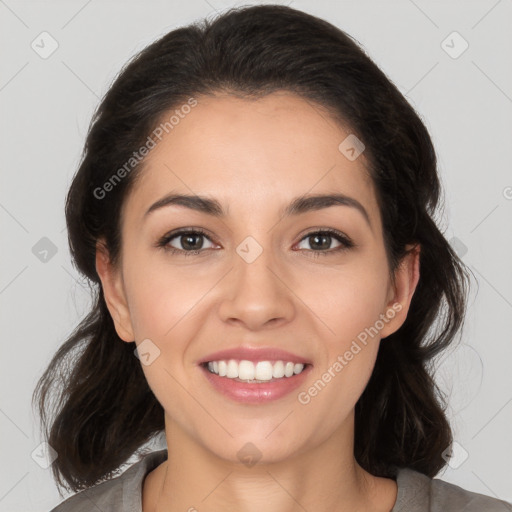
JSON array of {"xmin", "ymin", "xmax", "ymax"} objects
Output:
[
  {"xmin": 394, "ymin": 467, "xmax": 512, "ymax": 512},
  {"xmin": 429, "ymin": 474, "xmax": 512, "ymax": 512},
  {"xmin": 48, "ymin": 449, "xmax": 168, "ymax": 512}
]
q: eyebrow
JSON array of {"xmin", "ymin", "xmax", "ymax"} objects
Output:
[{"xmin": 144, "ymin": 192, "xmax": 372, "ymax": 229}]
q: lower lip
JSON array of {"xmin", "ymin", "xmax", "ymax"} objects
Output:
[{"xmin": 200, "ymin": 364, "xmax": 312, "ymax": 403}]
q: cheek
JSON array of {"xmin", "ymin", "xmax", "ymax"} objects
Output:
[
  {"xmin": 298, "ymin": 260, "xmax": 389, "ymax": 407},
  {"xmin": 123, "ymin": 254, "xmax": 215, "ymax": 340},
  {"xmin": 303, "ymin": 258, "xmax": 390, "ymax": 345},
  {"xmin": 122, "ymin": 257, "xmax": 211, "ymax": 427},
  {"xmin": 124, "ymin": 246, "xmax": 391, "ymax": 362}
]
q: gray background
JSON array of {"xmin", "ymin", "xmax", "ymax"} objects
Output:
[{"xmin": 1, "ymin": 0, "xmax": 511, "ymax": 510}]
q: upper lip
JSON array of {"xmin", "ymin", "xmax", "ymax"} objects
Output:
[{"xmin": 198, "ymin": 346, "xmax": 311, "ymax": 365}]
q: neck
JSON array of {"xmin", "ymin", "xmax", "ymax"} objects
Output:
[{"xmin": 144, "ymin": 412, "xmax": 396, "ymax": 512}]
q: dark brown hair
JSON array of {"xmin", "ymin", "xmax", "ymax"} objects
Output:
[{"xmin": 33, "ymin": 4, "xmax": 471, "ymax": 494}]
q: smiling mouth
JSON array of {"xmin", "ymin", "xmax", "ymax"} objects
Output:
[{"xmin": 201, "ymin": 359, "xmax": 309, "ymax": 383}]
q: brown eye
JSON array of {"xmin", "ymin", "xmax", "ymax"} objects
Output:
[
  {"xmin": 156, "ymin": 229, "xmax": 216, "ymax": 255},
  {"xmin": 296, "ymin": 229, "xmax": 354, "ymax": 255},
  {"xmin": 176, "ymin": 233, "xmax": 206, "ymax": 251}
]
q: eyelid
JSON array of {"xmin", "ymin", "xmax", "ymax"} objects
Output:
[
  {"xmin": 156, "ymin": 226, "xmax": 355, "ymax": 255},
  {"xmin": 294, "ymin": 228, "xmax": 355, "ymax": 251},
  {"xmin": 156, "ymin": 227, "xmax": 217, "ymax": 251}
]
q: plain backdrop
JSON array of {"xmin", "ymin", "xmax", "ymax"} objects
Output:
[{"xmin": 1, "ymin": 0, "xmax": 511, "ymax": 510}]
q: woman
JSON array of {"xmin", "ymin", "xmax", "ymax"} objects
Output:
[{"xmin": 34, "ymin": 4, "xmax": 511, "ymax": 511}]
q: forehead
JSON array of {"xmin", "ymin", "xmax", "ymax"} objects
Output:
[{"xmin": 123, "ymin": 91, "xmax": 379, "ymax": 227}]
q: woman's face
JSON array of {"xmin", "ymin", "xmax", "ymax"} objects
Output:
[{"xmin": 97, "ymin": 91, "xmax": 418, "ymax": 464}]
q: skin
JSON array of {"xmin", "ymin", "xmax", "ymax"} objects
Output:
[{"xmin": 96, "ymin": 91, "xmax": 420, "ymax": 512}]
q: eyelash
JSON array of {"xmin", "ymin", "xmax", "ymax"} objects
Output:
[{"xmin": 155, "ymin": 227, "xmax": 355, "ymax": 258}]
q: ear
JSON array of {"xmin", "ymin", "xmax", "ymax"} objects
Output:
[
  {"xmin": 379, "ymin": 244, "xmax": 421, "ymax": 339},
  {"xmin": 95, "ymin": 238, "xmax": 135, "ymax": 342}
]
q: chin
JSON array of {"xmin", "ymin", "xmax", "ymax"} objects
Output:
[{"xmin": 211, "ymin": 439, "xmax": 299, "ymax": 467}]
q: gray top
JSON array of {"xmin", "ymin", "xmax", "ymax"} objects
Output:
[{"xmin": 50, "ymin": 449, "xmax": 511, "ymax": 511}]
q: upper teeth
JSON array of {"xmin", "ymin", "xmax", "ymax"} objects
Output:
[{"xmin": 207, "ymin": 360, "xmax": 305, "ymax": 381}]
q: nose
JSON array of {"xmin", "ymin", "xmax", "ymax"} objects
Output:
[{"xmin": 218, "ymin": 242, "xmax": 295, "ymax": 331}]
